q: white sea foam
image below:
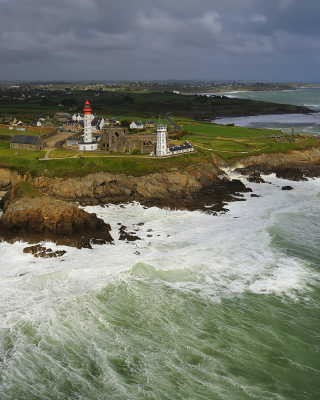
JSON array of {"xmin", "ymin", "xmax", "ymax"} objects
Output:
[{"xmin": 1, "ymin": 175, "xmax": 319, "ymax": 328}]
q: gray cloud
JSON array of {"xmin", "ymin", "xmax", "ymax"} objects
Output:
[{"xmin": 0, "ymin": 0, "xmax": 319, "ymax": 81}]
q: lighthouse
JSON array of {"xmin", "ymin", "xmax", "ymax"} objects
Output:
[
  {"xmin": 78, "ymin": 100, "xmax": 99, "ymax": 151},
  {"xmin": 156, "ymin": 123, "xmax": 168, "ymax": 156}
]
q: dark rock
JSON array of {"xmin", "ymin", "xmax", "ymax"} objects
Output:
[
  {"xmin": 119, "ymin": 226, "xmax": 141, "ymax": 242},
  {"xmin": 24, "ymin": 245, "xmax": 67, "ymax": 258},
  {"xmin": 247, "ymin": 172, "xmax": 265, "ymax": 184},
  {"xmin": 251, "ymin": 194, "xmax": 261, "ymax": 197},
  {"xmin": 276, "ymin": 168, "xmax": 307, "ymax": 181},
  {"xmin": 24, "ymin": 244, "xmax": 46, "ymax": 254},
  {"xmin": 282, "ymin": 186, "xmax": 293, "ymax": 190}
]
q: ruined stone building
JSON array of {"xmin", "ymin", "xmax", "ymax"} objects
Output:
[{"xmin": 100, "ymin": 126, "xmax": 159, "ymax": 154}]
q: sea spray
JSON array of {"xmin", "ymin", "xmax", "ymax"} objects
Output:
[{"xmin": 1, "ymin": 175, "xmax": 320, "ymax": 399}]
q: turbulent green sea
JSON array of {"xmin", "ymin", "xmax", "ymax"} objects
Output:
[{"xmin": 1, "ymin": 174, "xmax": 320, "ymax": 399}]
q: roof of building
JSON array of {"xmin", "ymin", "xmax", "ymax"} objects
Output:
[
  {"xmin": 11, "ymin": 135, "xmax": 40, "ymax": 145},
  {"xmin": 169, "ymin": 141, "xmax": 194, "ymax": 152}
]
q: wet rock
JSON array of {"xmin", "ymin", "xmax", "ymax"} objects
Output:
[
  {"xmin": 23, "ymin": 244, "xmax": 46, "ymax": 254},
  {"xmin": 282, "ymin": 186, "xmax": 293, "ymax": 190},
  {"xmin": 119, "ymin": 225, "xmax": 141, "ymax": 242},
  {"xmin": 276, "ymin": 168, "xmax": 307, "ymax": 181},
  {"xmin": 24, "ymin": 245, "xmax": 67, "ymax": 258},
  {"xmin": 247, "ymin": 172, "xmax": 265, "ymax": 184},
  {"xmin": 251, "ymin": 194, "xmax": 261, "ymax": 197}
]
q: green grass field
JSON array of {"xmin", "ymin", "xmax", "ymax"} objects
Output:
[
  {"xmin": 0, "ymin": 148, "xmax": 46, "ymax": 160},
  {"xmin": 0, "ymin": 127, "xmax": 41, "ymax": 137},
  {"xmin": 0, "ymin": 147, "xmax": 215, "ymax": 178}
]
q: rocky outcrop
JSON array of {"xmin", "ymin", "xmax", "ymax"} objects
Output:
[
  {"xmin": 0, "ymin": 169, "xmax": 21, "ymax": 191},
  {"xmin": 234, "ymin": 148, "xmax": 320, "ymax": 180},
  {"xmin": 0, "ymin": 196, "xmax": 113, "ymax": 248},
  {"xmin": 24, "ymin": 163, "xmax": 250, "ymax": 212}
]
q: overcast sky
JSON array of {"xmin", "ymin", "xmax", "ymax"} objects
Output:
[{"xmin": 0, "ymin": 0, "xmax": 319, "ymax": 82}]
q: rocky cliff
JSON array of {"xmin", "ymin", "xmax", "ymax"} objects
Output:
[
  {"xmin": 0, "ymin": 192, "xmax": 113, "ymax": 248},
  {"xmin": 232, "ymin": 148, "xmax": 320, "ymax": 180},
  {"xmin": 23, "ymin": 163, "xmax": 250, "ymax": 212},
  {"xmin": 1, "ymin": 147, "xmax": 319, "ymax": 247}
]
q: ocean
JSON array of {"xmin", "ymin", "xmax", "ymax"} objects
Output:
[
  {"xmin": 1, "ymin": 88, "xmax": 320, "ymax": 399},
  {"xmin": 212, "ymin": 87, "xmax": 320, "ymax": 135}
]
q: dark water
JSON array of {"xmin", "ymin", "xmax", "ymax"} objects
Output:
[{"xmin": 212, "ymin": 87, "xmax": 320, "ymax": 135}]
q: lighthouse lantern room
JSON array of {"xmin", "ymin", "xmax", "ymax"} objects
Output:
[{"xmin": 78, "ymin": 100, "xmax": 99, "ymax": 151}]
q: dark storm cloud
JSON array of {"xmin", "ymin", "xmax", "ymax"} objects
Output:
[{"xmin": 0, "ymin": 0, "xmax": 319, "ymax": 81}]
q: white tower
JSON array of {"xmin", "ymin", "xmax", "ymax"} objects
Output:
[
  {"xmin": 78, "ymin": 100, "xmax": 99, "ymax": 151},
  {"xmin": 156, "ymin": 123, "xmax": 167, "ymax": 156}
]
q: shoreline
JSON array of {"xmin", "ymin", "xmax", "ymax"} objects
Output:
[{"xmin": 1, "ymin": 146, "xmax": 320, "ymax": 248}]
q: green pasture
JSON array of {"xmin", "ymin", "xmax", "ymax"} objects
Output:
[
  {"xmin": 0, "ymin": 127, "xmax": 41, "ymax": 137},
  {"xmin": 48, "ymin": 149, "xmax": 79, "ymax": 158},
  {"xmin": 182, "ymin": 121, "xmax": 275, "ymax": 138},
  {"xmin": 0, "ymin": 147, "xmax": 214, "ymax": 178},
  {"xmin": 0, "ymin": 148, "xmax": 46, "ymax": 160}
]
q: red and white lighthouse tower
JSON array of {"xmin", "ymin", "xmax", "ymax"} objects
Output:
[
  {"xmin": 83, "ymin": 99, "xmax": 93, "ymax": 143},
  {"xmin": 78, "ymin": 100, "xmax": 99, "ymax": 151}
]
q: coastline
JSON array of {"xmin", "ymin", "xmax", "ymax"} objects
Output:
[{"xmin": 1, "ymin": 146, "xmax": 320, "ymax": 247}]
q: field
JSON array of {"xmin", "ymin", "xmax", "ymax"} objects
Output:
[
  {"xmin": 0, "ymin": 127, "xmax": 42, "ymax": 137},
  {"xmin": 0, "ymin": 147, "xmax": 215, "ymax": 178}
]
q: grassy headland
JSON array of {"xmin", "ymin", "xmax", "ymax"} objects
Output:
[{"xmin": 0, "ymin": 85, "xmax": 318, "ymax": 177}]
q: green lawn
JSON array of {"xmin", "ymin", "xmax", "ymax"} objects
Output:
[
  {"xmin": 0, "ymin": 147, "xmax": 215, "ymax": 178},
  {"xmin": 182, "ymin": 122, "xmax": 275, "ymax": 138},
  {"xmin": 48, "ymin": 149, "xmax": 80, "ymax": 158},
  {"xmin": 0, "ymin": 148, "xmax": 46, "ymax": 160},
  {"xmin": 0, "ymin": 127, "xmax": 42, "ymax": 137}
]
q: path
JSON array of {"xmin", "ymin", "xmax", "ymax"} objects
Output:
[{"xmin": 163, "ymin": 112, "xmax": 180, "ymax": 131}]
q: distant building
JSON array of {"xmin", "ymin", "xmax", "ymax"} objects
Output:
[
  {"xmin": 146, "ymin": 121, "xmax": 156, "ymax": 128},
  {"xmin": 72, "ymin": 113, "xmax": 84, "ymax": 121},
  {"xmin": 54, "ymin": 112, "xmax": 71, "ymax": 122},
  {"xmin": 10, "ymin": 134, "xmax": 45, "ymax": 151},
  {"xmin": 105, "ymin": 118, "xmax": 121, "ymax": 126},
  {"xmin": 91, "ymin": 117, "xmax": 105, "ymax": 132},
  {"xmin": 169, "ymin": 141, "xmax": 194, "ymax": 155},
  {"xmin": 62, "ymin": 120, "xmax": 82, "ymax": 132},
  {"xmin": 130, "ymin": 121, "xmax": 144, "ymax": 129}
]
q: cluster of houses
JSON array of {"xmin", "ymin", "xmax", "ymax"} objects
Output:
[
  {"xmin": 8, "ymin": 100, "xmax": 195, "ymax": 157},
  {"xmin": 129, "ymin": 121, "xmax": 156, "ymax": 129},
  {"xmin": 6, "ymin": 117, "xmax": 55, "ymax": 128}
]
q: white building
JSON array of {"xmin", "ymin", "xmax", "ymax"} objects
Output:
[
  {"xmin": 78, "ymin": 100, "xmax": 99, "ymax": 151},
  {"xmin": 130, "ymin": 121, "xmax": 144, "ymax": 129},
  {"xmin": 156, "ymin": 124, "xmax": 168, "ymax": 157},
  {"xmin": 72, "ymin": 113, "xmax": 84, "ymax": 121},
  {"xmin": 169, "ymin": 141, "xmax": 194, "ymax": 155}
]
